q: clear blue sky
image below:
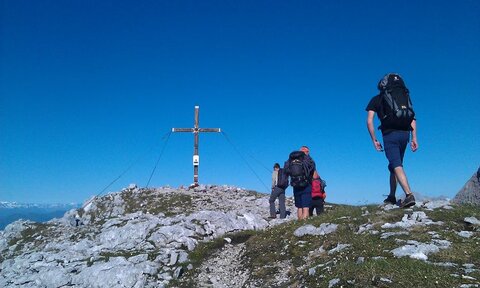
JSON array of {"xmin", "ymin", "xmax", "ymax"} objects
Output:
[{"xmin": 1, "ymin": 0, "xmax": 479, "ymax": 205}]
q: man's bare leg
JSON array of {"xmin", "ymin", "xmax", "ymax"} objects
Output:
[
  {"xmin": 302, "ymin": 208, "xmax": 309, "ymax": 220},
  {"xmin": 389, "ymin": 172, "xmax": 397, "ymax": 196},
  {"xmin": 393, "ymin": 166, "xmax": 413, "ymax": 195}
]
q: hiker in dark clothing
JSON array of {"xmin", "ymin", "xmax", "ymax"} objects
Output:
[
  {"xmin": 74, "ymin": 213, "xmax": 82, "ymax": 227},
  {"xmin": 285, "ymin": 146, "xmax": 316, "ymax": 220},
  {"xmin": 269, "ymin": 163, "xmax": 287, "ymax": 219},
  {"xmin": 366, "ymin": 73, "xmax": 418, "ymax": 208}
]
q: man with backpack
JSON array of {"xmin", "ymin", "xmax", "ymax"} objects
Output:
[
  {"xmin": 366, "ymin": 73, "xmax": 418, "ymax": 208},
  {"xmin": 284, "ymin": 146, "xmax": 316, "ymax": 220},
  {"xmin": 269, "ymin": 163, "xmax": 288, "ymax": 219}
]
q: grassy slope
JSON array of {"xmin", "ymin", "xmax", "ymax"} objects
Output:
[{"xmin": 175, "ymin": 204, "xmax": 480, "ymax": 288}]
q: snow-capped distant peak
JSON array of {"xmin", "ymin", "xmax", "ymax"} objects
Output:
[{"xmin": 0, "ymin": 201, "xmax": 79, "ymax": 209}]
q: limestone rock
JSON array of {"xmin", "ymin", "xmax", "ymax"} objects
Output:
[
  {"xmin": 0, "ymin": 185, "xmax": 295, "ymax": 288},
  {"xmin": 294, "ymin": 223, "xmax": 338, "ymax": 237},
  {"xmin": 391, "ymin": 239, "xmax": 451, "ymax": 261},
  {"xmin": 452, "ymin": 172, "xmax": 480, "ymax": 206}
]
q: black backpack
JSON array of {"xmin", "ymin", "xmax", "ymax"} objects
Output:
[
  {"xmin": 377, "ymin": 73, "xmax": 415, "ymax": 130},
  {"xmin": 276, "ymin": 168, "xmax": 289, "ymax": 189},
  {"xmin": 287, "ymin": 151, "xmax": 309, "ymax": 188}
]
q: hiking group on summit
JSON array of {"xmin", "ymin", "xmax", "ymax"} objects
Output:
[{"xmin": 269, "ymin": 73, "xmax": 418, "ymax": 220}]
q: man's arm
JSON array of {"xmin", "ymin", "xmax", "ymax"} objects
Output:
[
  {"xmin": 283, "ymin": 161, "xmax": 289, "ymax": 175},
  {"xmin": 271, "ymin": 171, "xmax": 276, "ymax": 189},
  {"xmin": 410, "ymin": 119, "xmax": 418, "ymax": 152},
  {"xmin": 367, "ymin": 110, "xmax": 383, "ymax": 151},
  {"xmin": 307, "ymin": 156, "xmax": 316, "ymax": 177},
  {"xmin": 301, "ymin": 155, "xmax": 315, "ymax": 181}
]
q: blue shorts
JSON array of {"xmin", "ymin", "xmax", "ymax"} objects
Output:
[
  {"xmin": 383, "ymin": 130, "xmax": 410, "ymax": 172},
  {"xmin": 293, "ymin": 185, "xmax": 312, "ymax": 208}
]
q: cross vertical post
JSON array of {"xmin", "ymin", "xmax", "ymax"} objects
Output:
[{"xmin": 172, "ymin": 106, "xmax": 221, "ymax": 187}]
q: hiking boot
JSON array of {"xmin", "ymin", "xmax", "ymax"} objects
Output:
[
  {"xmin": 383, "ymin": 195, "xmax": 397, "ymax": 205},
  {"xmin": 401, "ymin": 194, "xmax": 416, "ymax": 208}
]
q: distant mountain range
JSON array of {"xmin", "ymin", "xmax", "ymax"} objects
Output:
[{"xmin": 0, "ymin": 201, "xmax": 79, "ymax": 230}]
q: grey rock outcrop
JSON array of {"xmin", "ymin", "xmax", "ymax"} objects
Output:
[
  {"xmin": 391, "ymin": 239, "xmax": 451, "ymax": 261},
  {"xmin": 294, "ymin": 223, "xmax": 338, "ymax": 237},
  {"xmin": 0, "ymin": 185, "xmax": 295, "ymax": 288},
  {"xmin": 452, "ymin": 172, "xmax": 480, "ymax": 206}
]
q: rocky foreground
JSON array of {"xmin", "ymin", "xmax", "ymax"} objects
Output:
[
  {"xmin": 1, "ymin": 185, "xmax": 479, "ymax": 287},
  {"xmin": 0, "ymin": 185, "xmax": 295, "ymax": 287}
]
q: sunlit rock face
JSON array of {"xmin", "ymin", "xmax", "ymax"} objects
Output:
[{"xmin": 452, "ymin": 172, "xmax": 480, "ymax": 206}]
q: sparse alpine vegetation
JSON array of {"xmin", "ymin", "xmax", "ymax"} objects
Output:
[
  {"xmin": 172, "ymin": 203, "xmax": 480, "ymax": 288},
  {"xmin": 1, "ymin": 185, "xmax": 479, "ymax": 288}
]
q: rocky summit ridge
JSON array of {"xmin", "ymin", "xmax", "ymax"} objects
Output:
[
  {"xmin": 0, "ymin": 185, "xmax": 295, "ymax": 287},
  {"xmin": 1, "ymin": 185, "xmax": 479, "ymax": 288}
]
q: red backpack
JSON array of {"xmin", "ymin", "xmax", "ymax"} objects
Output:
[{"xmin": 311, "ymin": 177, "xmax": 326, "ymax": 199}]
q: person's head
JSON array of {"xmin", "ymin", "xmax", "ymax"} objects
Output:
[
  {"xmin": 313, "ymin": 170, "xmax": 319, "ymax": 178},
  {"xmin": 273, "ymin": 163, "xmax": 280, "ymax": 170},
  {"xmin": 300, "ymin": 146, "xmax": 310, "ymax": 155}
]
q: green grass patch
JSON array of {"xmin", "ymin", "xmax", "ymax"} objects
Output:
[
  {"xmin": 241, "ymin": 204, "xmax": 480, "ymax": 287},
  {"xmin": 303, "ymin": 257, "xmax": 469, "ymax": 287},
  {"xmin": 81, "ymin": 189, "xmax": 194, "ymax": 224},
  {"xmin": 122, "ymin": 189, "xmax": 193, "ymax": 217},
  {"xmin": 99, "ymin": 250, "xmax": 145, "ymax": 261}
]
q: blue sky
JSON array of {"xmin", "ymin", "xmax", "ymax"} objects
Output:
[{"xmin": 1, "ymin": 0, "xmax": 479, "ymax": 205}]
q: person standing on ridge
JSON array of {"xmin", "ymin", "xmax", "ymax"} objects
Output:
[
  {"xmin": 309, "ymin": 170, "xmax": 326, "ymax": 216},
  {"xmin": 284, "ymin": 146, "xmax": 316, "ymax": 220},
  {"xmin": 366, "ymin": 73, "xmax": 418, "ymax": 208},
  {"xmin": 269, "ymin": 163, "xmax": 287, "ymax": 219}
]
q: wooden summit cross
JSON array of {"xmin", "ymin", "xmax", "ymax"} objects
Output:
[{"xmin": 172, "ymin": 106, "xmax": 221, "ymax": 186}]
